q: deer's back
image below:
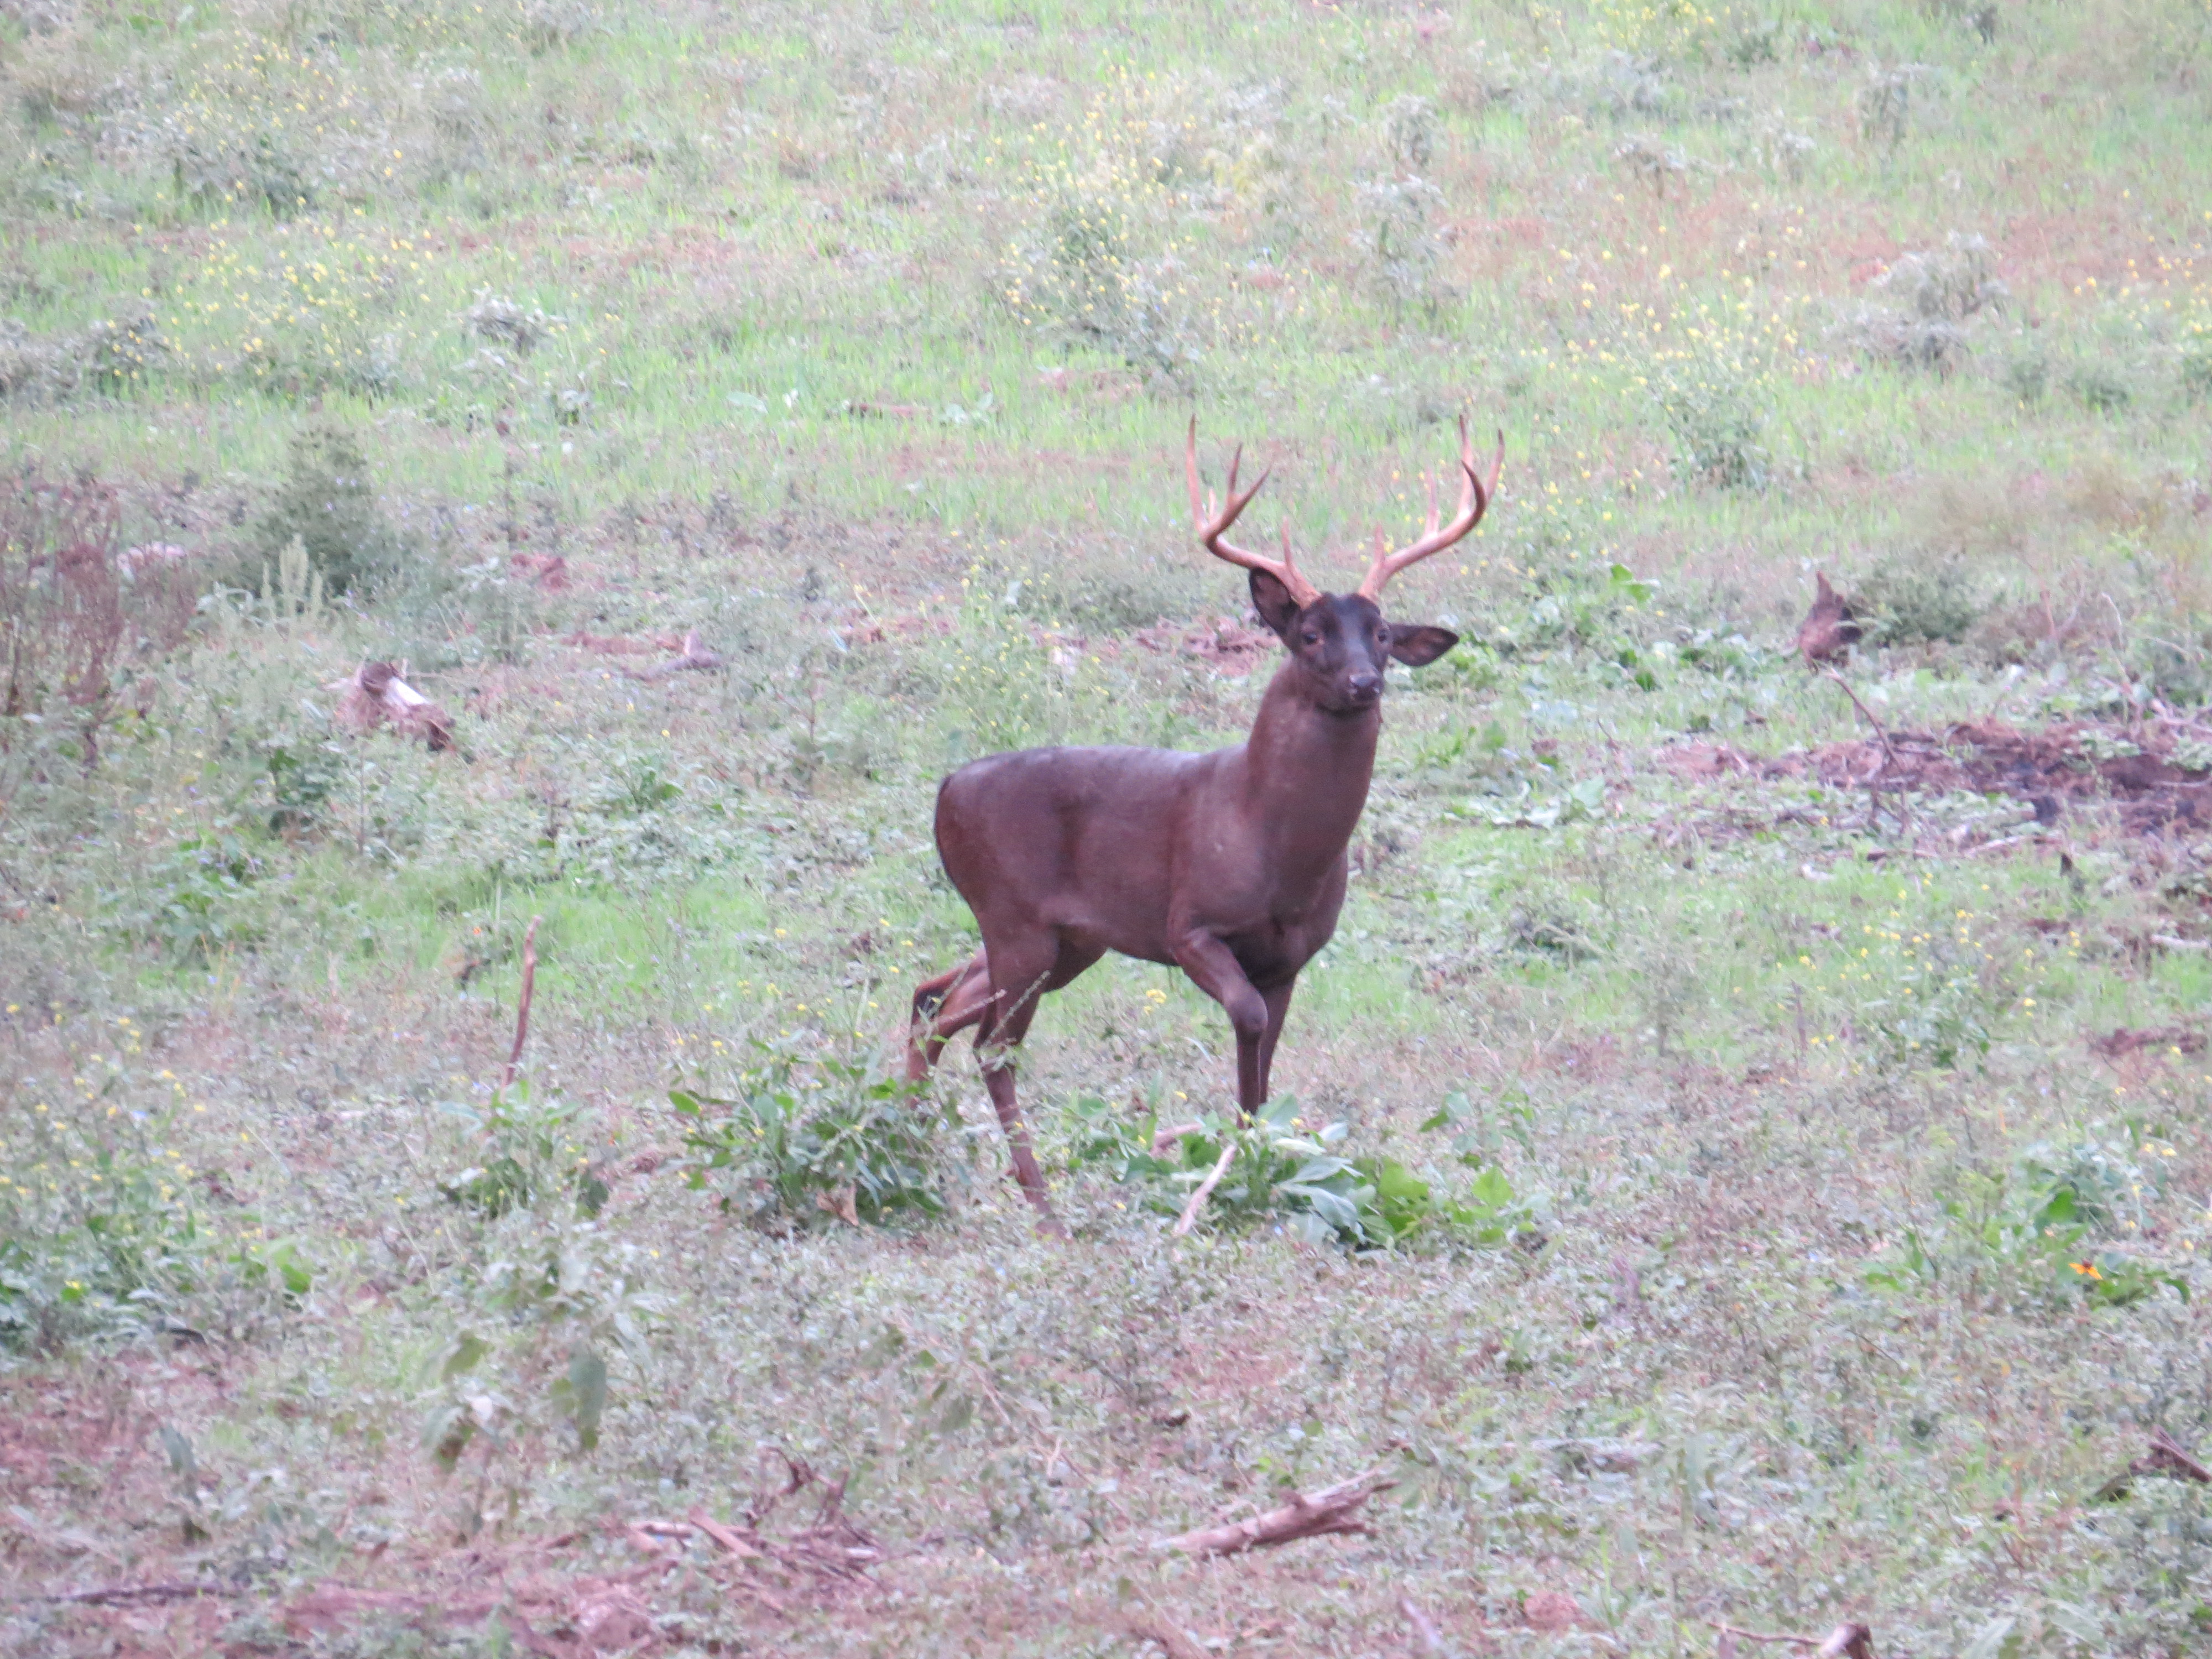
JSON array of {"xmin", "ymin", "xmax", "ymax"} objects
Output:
[{"xmin": 934, "ymin": 744, "xmax": 1223, "ymax": 963}]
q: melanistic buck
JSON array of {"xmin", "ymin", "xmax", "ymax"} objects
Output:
[{"xmin": 909, "ymin": 418, "xmax": 1502, "ymax": 1222}]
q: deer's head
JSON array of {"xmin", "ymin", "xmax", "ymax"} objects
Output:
[{"xmin": 1187, "ymin": 418, "xmax": 1500, "ymax": 716}]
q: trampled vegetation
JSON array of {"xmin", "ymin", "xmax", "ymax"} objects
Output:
[{"xmin": 4, "ymin": 0, "xmax": 2212, "ymax": 1653}]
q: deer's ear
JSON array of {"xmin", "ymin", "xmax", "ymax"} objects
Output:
[
  {"xmin": 1386, "ymin": 624, "xmax": 1459, "ymax": 667},
  {"xmin": 1249, "ymin": 569, "xmax": 1305, "ymax": 640}
]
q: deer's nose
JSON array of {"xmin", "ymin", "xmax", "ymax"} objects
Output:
[{"xmin": 1347, "ymin": 670, "xmax": 1382, "ymax": 698}]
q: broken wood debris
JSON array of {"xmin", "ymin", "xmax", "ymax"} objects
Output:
[
  {"xmin": 625, "ymin": 1477, "xmax": 881, "ymax": 1587},
  {"xmin": 1400, "ymin": 1597, "xmax": 1451, "ymax": 1656},
  {"xmin": 2133, "ymin": 1426, "xmax": 2212, "ymax": 1485},
  {"xmin": 29, "ymin": 1580, "xmax": 239, "ymax": 1608},
  {"xmin": 330, "ymin": 660, "xmax": 455, "ymax": 750},
  {"xmin": 1151, "ymin": 1468, "xmax": 1395, "ymax": 1558},
  {"xmin": 496, "ymin": 915, "xmax": 541, "ymax": 1092},
  {"xmin": 1710, "ymin": 1620, "xmax": 1877, "ymax": 1659},
  {"xmin": 622, "ymin": 629, "xmax": 725, "ymax": 682},
  {"xmin": 1171, "ymin": 1142, "xmax": 1237, "ymax": 1237}
]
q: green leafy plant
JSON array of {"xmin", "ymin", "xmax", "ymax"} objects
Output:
[
  {"xmin": 673, "ymin": 1046, "xmax": 964, "ymax": 1229},
  {"xmin": 1065, "ymin": 1094, "xmax": 1536, "ymax": 1250},
  {"xmin": 1867, "ymin": 1133, "xmax": 2187, "ymax": 1313},
  {"xmin": 128, "ymin": 832, "xmax": 265, "ymax": 964},
  {"xmin": 440, "ymin": 1084, "xmax": 610, "ymax": 1221}
]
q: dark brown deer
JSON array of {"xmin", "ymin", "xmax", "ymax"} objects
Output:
[{"xmin": 907, "ymin": 417, "xmax": 1502, "ymax": 1223}]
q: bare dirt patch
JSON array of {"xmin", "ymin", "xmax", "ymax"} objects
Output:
[{"xmin": 1654, "ymin": 716, "xmax": 2212, "ymax": 836}]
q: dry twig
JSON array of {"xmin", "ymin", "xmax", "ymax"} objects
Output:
[
  {"xmin": 1151, "ymin": 1468, "xmax": 1395, "ymax": 1557},
  {"xmin": 1709, "ymin": 1621, "xmax": 1876, "ymax": 1659},
  {"xmin": 1150, "ymin": 1120, "xmax": 1203, "ymax": 1156},
  {"xmin": 687, "ymin": 1507, "xmax": 766, "ymax": 1561},
  {"xmin": 623, "ymin": 629, "xmax": 725, "ymax": 682},
  {"xmin": 1401, "ymin": 1595, "xmax": 1452, "ymax": 1657},
  {"xmin": 1123, "ymin": 1614, "xmax": 1210, "ymax": 1659},
  {"xmin": 1820, "ymin": 668, "xmax": 1895, "ymax": 768},
  {"xmin": 498, "ymin": 915, "xmax": 541, "ymax": 1091},
  {"xmin": 1172, "ymin": 1142, "xmax": 1237, "ymax": 1237},
  {"xmin": 27, "ymin": 1580, "xmax": 237, "ymax": 1608}
]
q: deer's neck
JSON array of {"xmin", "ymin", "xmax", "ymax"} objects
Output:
[{"xmin": 1238, "ymin": 670, "xmax": 1379, "ymax": 875}]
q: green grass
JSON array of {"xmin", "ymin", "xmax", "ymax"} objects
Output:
[{"xmin": 8, "ymin": 1, "xmax": 2212, "ymax": 1655}]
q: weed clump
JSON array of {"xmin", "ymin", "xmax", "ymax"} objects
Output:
[
  {"xmin": 0, "ymin": 310, "xmax": 166, "ymax": 404},
  {"xmin": 1006, "ymin": 191, "xmax": 1197, "ymax": 384},
  {"xmin": 1867, "ymin": 1129, "xmax": 2186, "ymax": 1314},
  {"xmin": 1358, "ymin": 175, "xmax": 1456, "ymax": 317},
  {"xmin": 1654, "ymin": 356, "xmax": 1770, "ymax": 492},
  {"xmin": 2068, "ymin": 361, "xmax": 2133, "ymax": 414},
  {"xmin": 1, "ymin": 472, "xmax": 193, "ymax": 785},
  {"xmin": 1855, "ymin": 553, "xmax": 1986, "ymax": 647},
  {"xmin": 1858, "ymin": 62, "xmax": 1937, "ymax": 151},
  {"xmin": 2180, "ymin": 315, "xmax": 2212, "ymax": 400},
  {"xmin": 441, "ymin": 1085, "xmax": 610, "ymax": 1221},
  {"xmin": 0, "ymin": 1090, "xmax": 206, "ymax": 1351},
  {"xmin": 1840, "ymin": 234, "xmax": 2005, "ymax": 373},
  {"xmin": 463, "ymin": 290, "xmax": 561, "ymax": 356}
]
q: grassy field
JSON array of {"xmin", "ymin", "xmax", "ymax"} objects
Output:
[{"xmin": 7, "ymin": 0, "xmax": 2212, "ymax": 1653}]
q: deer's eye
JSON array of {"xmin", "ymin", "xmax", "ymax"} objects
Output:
[{"xmin": 1301, "ymin": 630, "xmax": 1321, "ymax": 646}]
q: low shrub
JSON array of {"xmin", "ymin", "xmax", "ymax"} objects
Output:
[
  {"xmin": 0, "ymin": 1096, "xmax": 206, "ymax": 1350},
  {"xmin": 1653, "ymin": 357, "xmax": 1770, "ymax": 492},
  {"xmin": 252, "ymin": 423, "xmax": 408, "ymax": 597},
  {"xmin": 1855, "ymin": 553, "xmax": 1986, "ymax": 648}
]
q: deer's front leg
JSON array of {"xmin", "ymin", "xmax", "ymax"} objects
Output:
[{"xmin": 1171, "ymin": 931, "xmax": 1270, "ymax": 1114}]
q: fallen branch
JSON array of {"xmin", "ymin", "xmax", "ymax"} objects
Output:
[
  {"xmin": 330, "ymin": 660, "xmax": 455, "ymax": 751},
  {"xmin": 1709, "ymin": 1621, "xmax": 1876, "ymax": 1659},
  {"xmin": 1819, "ymin": 668, "xmax": 1895, "ymax": 769},
  {"xmin": 624, "ymin": 629, "xmax": 725, "ymax": 682},
  {"xmin": 1151, "ymin": 1468, "xmax": 1395, "ymax": 1558},
  {"xmin": 1150, "ymin": 1121, "xmax": 1203, "ymax": 1156},
  {"xmin": 27, "ymin": 1580, "xmax": 238, "ymax": 1608},
  {"xmin": 499, "ymin": 915, "xmax": 540, "ymax": 1091},
  {"xmin": 1401, "ymin": 1596, "xmax": 1451, "ymax": 1657},
  {"xmin": 687, "ymin": 1508, "xmax": 766, "ymax": 1561},
  {"xmin": 1171, "ymin": 1142, "xmax": 1237, "ymax": 1237},
  {"xmin": 1123, "ymin": 1615, "xmax": 1210, "ymax": 1659},
  {"xmin": 2135, "ymin": 1426, "xmax": 2212, "ymax": 1484}
]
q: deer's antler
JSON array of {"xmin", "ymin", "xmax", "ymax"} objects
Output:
[
  {"xmin": 1187, "ymin": 419, "xmax": 1320, "ymax": 608},
  {"xmin": 1355, "ymin": 415, "xmax": 1504, "ymax": 601}
]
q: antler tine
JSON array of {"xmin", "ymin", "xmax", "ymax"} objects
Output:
[
  {"xmin": 1185, "ymin": 418, "xmax": 1321, "ymax": 607},
  {"xmin": 1357, "ymin": 413, "xmax": 1504, "ymax": 601}
]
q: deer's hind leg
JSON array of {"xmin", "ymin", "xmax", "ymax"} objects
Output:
[
  {"xmin": 906, "ymin": 950, "xmax": 992, "ymax": 1083},
  {"xmin": 970, "ymin": 934, "xmax": 1100, "ymax": 1229}
]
